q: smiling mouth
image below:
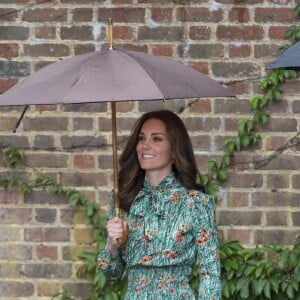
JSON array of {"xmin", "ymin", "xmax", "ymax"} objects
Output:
[{"xmin": 142, "ymin": 154, "xmax": 155, "ymax": 158}]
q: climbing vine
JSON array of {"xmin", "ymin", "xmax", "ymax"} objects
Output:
[{"xmin": 1, "ymin": 1, "xmax": 300, "ymax": 299}]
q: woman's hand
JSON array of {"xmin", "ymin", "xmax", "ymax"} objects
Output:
[{"xmin": 106, "ymin": 217, "xmax": 124, "ymax": 255}]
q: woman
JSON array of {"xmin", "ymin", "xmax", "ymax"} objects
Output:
[{"xmin": 98, "ymin": 110, "xmax": 221, "ymax": 299}]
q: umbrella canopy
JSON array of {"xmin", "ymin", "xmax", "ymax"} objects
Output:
[
  {"xmin": 267, "ymin": 41, "xmax": 300, "ymax": 69},
  {"xmin": 0, "ymin": 20, "xmax": 233, "ymax": 221},
  {"xmin": 0, "ymin": 48, "xmax": 232, "ymax": 105}
]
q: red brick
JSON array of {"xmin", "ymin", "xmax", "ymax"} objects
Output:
[
  {"xmin": 255, "ymin": 7, "xmax": 295, "ymax": 23},
  {"xmin": 0, "ymin": 43, "xmax": 18, "ymax": 59},
  {"xmin": 292, "ymin": 175, "xmax": 300, "ymax": 189},
  {"xmin": 181, "ymin": 43, "xmax": 225, "ymax": 59},
  {"xmin": 22, "ymin": 8, "xmax": 67, "ymax": 22},
  {"xmin": 188, "ymin": 99, "xmax": 212, "ymax": 114},
  {"xmin": 265, "ymin": 136, "xmax": 289, "ymax": 150},
  {"xmin": 227, "ymin": 229, "xmax": 251, "ymax": 245},
  {"xmin": 216, "ymin": 0, "xmax": 262, "ymax": 3},
  {"xmin": 73, "ymin": 8, "xmax": 93, "ymax": 22},
  {"xmin": 37, "ymin": 282, "xmax": 61, "ymax": 297},
  {"xmin": 35, "ymin": 26, "xmax": 56, "ymax": 39},
  {"xmin": 190, "ymin": 135, "xmax": 211, "ymax": 151},
  {"xmin": 226, "ymin": 173, "xmax": 263, "ymax": 188},
  {"xmin": 36, "ymin": 245, "xmax": 58, "ymax": 261},
  {"xmin": 292, "ymin": 212, "xmax": 300, "ymax": 226},
  {"xmin": 217, "ymin": 25, "xmax": 264, "ymax": 40},
  {"xmin": 227, "ymin": 192, "xmax": 250, "ymax": 207},
  {"xmin": 212, "ymin": 61, "xmax": 260, "ymax": 78},
  {"xmin": 264, "ymin": 118, "xmax": 297, "ymax": 132},
  {"xmin": 74, "ymin": 43, "xmax": 95, "ymax": 55},
  {"xmin": 1, "ymin": 208, "xmax": 32, "ymax": 224},
  {"xmin": 98, "ymin": 8, "xmax": 145, "ymax": 23},
  {"xmin": 267, "ymin": 174, "xmax": 290, "ymax": 189},
  {"xmin": 151, "ymin": 8, "xmax": 172, "ymax": 23},
  {"xmin": 218, "ymin": 210, "xmax": 262, "ymax": 226},
  {"xmin": 60, "ymin": 171, "xmax": 108, "ymax": 187},
  {"xmin": 266, "ymin": 211, "xmax": 288, "ymax": 226},
  {"xmin": 138, "ymin": 26, "xmax": 184, "ymax": 41},
  {"xmin": 229, "ymin": 7, "xmax": 250, "ymax": 22},
  {"xmin": 254, "ymin": 230, "xmax": 298, "ymax": 245},
  {"xmin": 268, "ymin": 26, "xmax": 289, "ymax": 40},
  {"xmin": 189, "ymin": 26, "xmax": 211, "ymax": 40},
  {"xmin": 0, "ymin": 78, "xmax": 18, "ymax": 93},
  {"xmin": 73, "ymin": 117, "xmax": 94, "ymax": 130},
  {"xmin": 0, "ymin": 282, "xmax": 34, "ymax": 297},
  {"xmin": 229, "ymin": 44, "xmax": 251, "ymax": 58},
  {"xmin": 61, "ymin": 0, "xmax": 106, "ymax": 3},
  {"xmin": 23, "ymin": 44, "xmax": 70, "ymax": 57},
  {"xmin": 0, "ymin": 8, "xmax": 18, "ymax": 21},
  {"xmin": 73, "ymin": 154, "xmax": 96, "ymax": 169},
  {"xmin": 112, "ymin": 0, "xmax": 133, "ymax": 3},
  {"xmin": 152, "ymin": 44, "xmax": 173, "ymax": 57},
  {"xmin": 25, "ymin": 153, "xmax": 68, "ymax": 168},
  {"xmin": 226, "ymin": 81, "xmax": 251, "ymax": 96},
  {"xmin": 252, "ymin": 192, "xmax": 299, "ymax": 207},
  {"xmin": 61, "ymin": 26, "xmax": 97, "ymax": 41},
  {"xmin": 254, "ymin": 44, "xmax": 281, "ymax": 58},
  {"xmin": 0, "ymin": 189, "xmax": 21, "ymax": 204},
  {"xmin": 113, "ymin": 25, "xmax": 134, "ymax": 40},
  {"xmin": 0, "ymin": 116, "xmax": 20, "ymax": 131},
  {"xmin": 176, "ymin": 7, "xmax": 223, "ymax": 22},
  {"xmin": 187, "ymin": 62, "xmax": 209, "ymax": 74}
]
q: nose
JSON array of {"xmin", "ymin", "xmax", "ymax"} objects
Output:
[{"xmin": 142, "ymin": 139, "xmax": 151, "ymax": 149}]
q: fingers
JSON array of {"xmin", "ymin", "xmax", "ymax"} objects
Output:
[{"xmin": 106, "ymin": 217, "xmax": 124, "ymax": 243}]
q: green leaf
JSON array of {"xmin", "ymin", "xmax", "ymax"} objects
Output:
[
  {"xmin": 240, "ymin": 135, "xmax": 251, "ymax": 148},
  {"xmin": 207, "ymin": 159, "xmax": 219, "ymax": 172},
  {"xmin": 217, "ymin": 170, "xmax": 227, "ymax": 181},
  {"xmin": 257, "ymin": 279, "xmax": 267, "ymax": 295},
  {"xmin": 196, "ymin": 174, "xmax": 208, "ymax": 186},
  {"xmin": 270, "ymin": 278, "xmax": 280, "ymax": 294},
  {"xmin": 205, "ymin": 181, "xmax": 218, "ymax": 195},
  {"xmin": 221, "ymin": 154, "xmax": 231, "ymax": 167},
  {"xmin": 287, "ymin": 285, "xmax": 295, "ymax": 299},
  {"xmin": 264, "ymin": 281, "xmax": 271, "ymax": 299},
  {"xmin": 225, "ymin": 139, "xmax": 236, "ymax": 154}
]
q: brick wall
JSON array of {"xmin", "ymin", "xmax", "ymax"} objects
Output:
[{"xmin": 0, "ymin": 0, "xmax": 299, "ymax": 299}]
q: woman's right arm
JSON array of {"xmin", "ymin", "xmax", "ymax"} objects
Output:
[{"xmin": 98, "ymin": 217, "xmax": 126, "ymax": 281}]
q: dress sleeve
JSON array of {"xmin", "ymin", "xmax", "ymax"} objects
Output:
[
  {"xmin": 97, "ymin": 199, "xmax": 126, "ymax": 281},
  {"xmin": 193, "ymin": 193, "xmax": 221, "ymax": 300}
]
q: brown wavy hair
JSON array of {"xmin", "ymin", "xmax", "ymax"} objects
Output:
[{"xmin": 118, "ymin": 110, "xmax": 204, "ymax": 212}]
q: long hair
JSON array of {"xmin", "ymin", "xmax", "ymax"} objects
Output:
[{"xmin": 118, "ymin": 110, "xmax": 204, "ymax": 212}]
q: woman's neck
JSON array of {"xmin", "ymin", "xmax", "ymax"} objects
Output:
[{"xmin": 145, "ymin": 170, "xmax": 172, "ymax": 187}]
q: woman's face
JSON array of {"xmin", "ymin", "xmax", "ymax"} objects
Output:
[{"xmin": 136, "ymin": 118, "xmax": 173, "ymax": 179}]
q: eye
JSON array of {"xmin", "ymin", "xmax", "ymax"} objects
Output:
[
  {"xmin": 138, "ymin": 134, "xmax": 145, "ymax": 142},
  {"xmin": 153, "ymin": 136, "xmax": 163, "ymax": 142}
]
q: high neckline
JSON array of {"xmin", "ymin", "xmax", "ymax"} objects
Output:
[{"xmin": 143, "ymin": 172, "xmax": 177, "ymax": 190}]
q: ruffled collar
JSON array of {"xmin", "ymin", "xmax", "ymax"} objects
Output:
[
  {"xmin": 143, "ymin": 172, "xmax": 178, "ymax": 193},
  {"xmin": 130, "ymin": 172, "xmax": 183, "ymax": 216}
]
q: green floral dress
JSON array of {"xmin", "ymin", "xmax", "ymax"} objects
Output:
[{"xmin": 98, "ymin": 173, "xmax": 221, "ymax": 300}]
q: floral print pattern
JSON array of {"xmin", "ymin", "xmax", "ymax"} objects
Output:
[{"xmin": 98, "ymin": 173, "xmax": 221, "ymax": 299}]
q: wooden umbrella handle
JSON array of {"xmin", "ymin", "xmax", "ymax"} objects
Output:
[{"xmin": 111, "ymin": 102, "xmax": 128, "ymax": 245}]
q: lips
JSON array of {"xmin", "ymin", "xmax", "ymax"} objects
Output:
[{"xmin": 142, "ymin": 154, "xmax": 155, "ymax": 158}]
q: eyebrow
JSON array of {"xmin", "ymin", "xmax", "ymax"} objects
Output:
[{"xmin": 139, "ymin": 132, "xmax": 166, "ymax": 136}]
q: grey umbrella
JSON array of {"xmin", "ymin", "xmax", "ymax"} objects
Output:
[
  {"xmin": 267, "ymin": 41, "xmax": 300, "ymax": 69},
  {"xmin": 0, "ymin": 19, "xmax": 233, "ymax": 223}
]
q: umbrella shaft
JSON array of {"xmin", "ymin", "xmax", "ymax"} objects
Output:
[{"xmin": 111, "ymin": 102, "xmax": 120, "ymax": 217}]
